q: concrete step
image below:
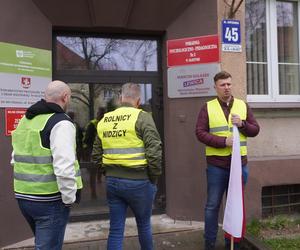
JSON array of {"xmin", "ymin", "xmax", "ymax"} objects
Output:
[
  {"xmin": 4, "ymin": 229, "xmax": 227, "ymax": 250},
  {"xmin": 3, "ymin": 215, "xmax": 261, "ymax": 250},
  {"xmin": 3, "ymin": 215, "xmax": 206, "ymax": 249}
]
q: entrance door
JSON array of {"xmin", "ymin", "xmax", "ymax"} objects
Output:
[
  {"xmin": 67, "ymin": 82, "xmax": 156, "ymax": 218},
  {"xmin": 54, "ymin": 34, "xmax": 164, "ymax": 220}
]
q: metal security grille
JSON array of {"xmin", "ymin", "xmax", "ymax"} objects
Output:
[{"xmin": 262, "ymin": 184, "xmax": 300, "ymax": 218}]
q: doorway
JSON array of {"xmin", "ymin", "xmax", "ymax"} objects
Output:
[
  {"xmin": 53, "ymin": 33, "xmax": 164, "ymax": 220},
  {"xmin": 67, "ymin": 82, "xmax": 154, "ymax": 218}
]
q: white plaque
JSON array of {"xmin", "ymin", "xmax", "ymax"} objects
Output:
[{"xmin": 167, "ymin": 63, "xmax": 220, "ymax": 98}]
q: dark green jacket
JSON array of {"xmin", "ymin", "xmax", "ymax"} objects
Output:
[{"xmin": 92, "ymin": 103, "xmax": 162, "ymax": 184}]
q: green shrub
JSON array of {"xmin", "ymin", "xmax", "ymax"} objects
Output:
[
  {"xmin": 267, "ymin": 215, "xmax": 290, "ymax": 230},
  {"xmin": 264, "ymin": 238, "xmax": 300, "ymax": 250},
  {"xmin": 247, "ymin": 218, "xmax": 262, "ymax": 237},
  {"xmin": 247, "ymin": 215, "xmax": 300, "ymax": 250}
]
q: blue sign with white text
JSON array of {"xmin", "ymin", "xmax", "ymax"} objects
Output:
[{"xmin": 222, "ymin": 19, "xmax": 241, "ymax": 52}]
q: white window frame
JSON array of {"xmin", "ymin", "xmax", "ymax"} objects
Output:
[{"xmin": 247, "ymin": 0, "xmax": 300, "ymax": 103}]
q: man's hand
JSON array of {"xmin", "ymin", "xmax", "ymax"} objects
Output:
[
  {"xmin": 231, "ymin": 113, "xmax": 243, "ymax": 127},
  {"xmin": 64, "ymin": 203, "xmax": 72, "ymax": 208},
  {"xmin": 225, "ymin": 136, "xmax": 233, "ymax": 147}
]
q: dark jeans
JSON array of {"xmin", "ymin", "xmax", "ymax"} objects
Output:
[
  {"xmin": 204, "ymin": 165, "xmax": 248, "ymax": 248},
  {"xmin": 106, "ymin": 177, "xmax": 157, "ymax": 250},
  {"xmin": 17, "ymin": 199, "xmax": 70, "ymax": 250}
]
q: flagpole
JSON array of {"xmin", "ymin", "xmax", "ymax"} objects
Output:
[{"xmin": 231, "ymin": 236, "xmax": 234, "ymax": 250}]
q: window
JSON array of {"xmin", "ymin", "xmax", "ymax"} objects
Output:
[
  {"xmin": 56, "ymin": 36, "xmax": 158, "ymax": 72},
  {"xmin": 262, "ymin": 184, "xmax": 300, "ymax": 217},
  {"xmin": 246, "ymin": 0, "xmax": 300, "ymax": 102}
]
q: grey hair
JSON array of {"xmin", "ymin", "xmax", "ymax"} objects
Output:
[{"xmin": 121, "ymin": 83, "xmax": 141, "ymax": 100}]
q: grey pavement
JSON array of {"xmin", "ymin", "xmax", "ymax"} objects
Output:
[{"xmin": 2, "ymin": 215, "xmax": 242, "ymax": 250}]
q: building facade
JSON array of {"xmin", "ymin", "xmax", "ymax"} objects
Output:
[{"xmin": 0, "ymin": 0, "xmax": 299, "ymax": 247}]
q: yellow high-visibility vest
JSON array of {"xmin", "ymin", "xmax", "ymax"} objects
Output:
[
  {"xmin": 12, "ymin": 113, "xmax": 83, "ymax": 195},
  {"xmin": 206, "ymin": 98, "xmax": 247, "ymax": 156},
  {"xmin": 97, "ymin": 107, "xmax": 147, "ymax": 167}
]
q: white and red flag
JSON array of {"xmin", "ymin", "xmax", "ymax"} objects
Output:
[{"xmin": 222, "ymin": 125, "xmax": 245, "ymax": 240}]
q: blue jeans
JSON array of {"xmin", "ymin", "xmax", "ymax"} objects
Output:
[
  {"xmin": 204, "ymin": 165, "xmax": 248, "ymax": 246},
  {"xmin": 106, "ymin": 177, "xmax": 157, "ymax": 250},
  {"xmin": 17, "ymin": 199, "xmax": 70, "ymax": 250}
]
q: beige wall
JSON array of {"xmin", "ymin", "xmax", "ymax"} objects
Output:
[
  {"xmin": 247, "ymin": 113, "xmax": 300, "ymax": 220},
  {"xmin": 165, "ymin": 0, "xmax": 300, "ymax": 222},
  {"xmin": 218, "ymin": 0, "xmax": 246, "ymax": 100},
  {"xmin": 164, "ymin": 0, "xmax": 218, "ymax": 220},
  {"xmin": 217, "ymin": 1, "xmax": 300, "ymax": 160},
  {"xmin": 248, "ymin": 116, "xmax": 300, "ymax": 158},
  {"xmin": 246, "ymin": 157, "xmax": 300, "ymax": 219},
  {"xmin": 216, "ymin": 1, "xmax": 300, "ymax": 221}
]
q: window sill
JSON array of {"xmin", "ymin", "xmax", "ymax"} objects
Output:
[{"xmin": 248, "ymin": 102, "xmax": 300, "ymax": 109}]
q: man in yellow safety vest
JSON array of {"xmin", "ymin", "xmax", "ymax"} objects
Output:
[
  {"xmin": 195, "ymin": 71, "xmax": 260, "ymax": 250},
  {"xmin": 92, "ymin": 83, "xmax": 162, "ymax": 250},
  {"xmin": 11, "ymin": 80, "xmax": 83, "ymax": 250}
]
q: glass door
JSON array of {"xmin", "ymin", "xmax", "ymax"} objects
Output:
[
  {"xmin": 53, "ymin": 33, "xmax": 164, "ymax": 219},
  {"xmin": 67, "ymin": 82, "xmax": 154, "ymax": 218}
]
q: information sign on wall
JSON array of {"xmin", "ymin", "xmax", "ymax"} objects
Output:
[
  {"xmin": 167, "ymin": 35, "xmax": 220, "ymax": 67},
  {"xmin": 5, "ymin": 108, "xmax": 26, "ymax": 136},
  {"xmin": 222, "ymin": 20, "xmax": 242, "ymax": 52},
  {"xmin": 167, "ymin": 63, "xmax": 220, "ymax": 98},
  {"xmin": 0, "ymin": 42, "xmax": 52, "ymax": 108}
]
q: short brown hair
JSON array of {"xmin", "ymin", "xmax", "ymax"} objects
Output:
[{"xmin": 213, "ymin": 71, "xmax": 232, "ymax": 83}]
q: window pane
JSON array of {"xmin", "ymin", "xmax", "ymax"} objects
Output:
[
  {"xmin": 68, "ymin": 83, "xmax": 152, "ymax": 130},
  {"xmin": 262, "ymin": 185, "xmax": 300, "ymax": 218},
  {"xmin": 56, "ymin": 37, "xmax": 158, "ymax": 72},
  {"xmin": 277, "ymin": 1, "xmax": 300, "ymax": 94},
  {"xmin": 246, "ymin": 0, "xmax": 268, "ymax": 95},
  {"xmin": 247, "ymin": 63, "xmax": 268, "ymax": 94}
]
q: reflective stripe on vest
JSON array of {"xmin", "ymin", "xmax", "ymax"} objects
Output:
[
  {"xmin": 12, "ymin": 113, "xmax": 83, "ymax": 195},
  {"xmin": 14, "ymin": 169, "xmax": 82, "ymax": 182},
  {"xmin": 103, "ymin": 147, "xmax": 145, "ymax": 154},
  {"xmin": 14, "ymin": 155, "xmax": 53, "ymax": 164},
  {"xmin": 98, "ymin": 107, "xmax": 147, "ymax": 167},
  {"xmin": 206, "ymin": 98, "xmax": 247, "ymax": 156},
  {"xmin": 208, "ymin": 127, "xmax": 247, "ymax": 147}
]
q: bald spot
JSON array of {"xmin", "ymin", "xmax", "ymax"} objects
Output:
[{"xmin": 45, "ymin": 80, "xmax": 70, "ymax": 102}]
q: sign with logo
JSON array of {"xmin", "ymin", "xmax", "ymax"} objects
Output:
[
  {"xmin": 222, "ymin": 20, "xmax": 242, "ymax": 52},
  {"xmin": 21, "ymin": 77, "xmax": 31, "ymax": 89},
  {"xmin": 5, "ymin": 108, "xmax": 26, "ymax": 136},
  {"xmin": 167, "ymin": 35, "xmax": 220, "ymax": 67},
  {"xmin": 0, "ymin": 42, "xmax": 52, "ymax": 108},
  {"xmin": 167, "ymin": 63, "xmax": 220, "ymax": 98}
]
